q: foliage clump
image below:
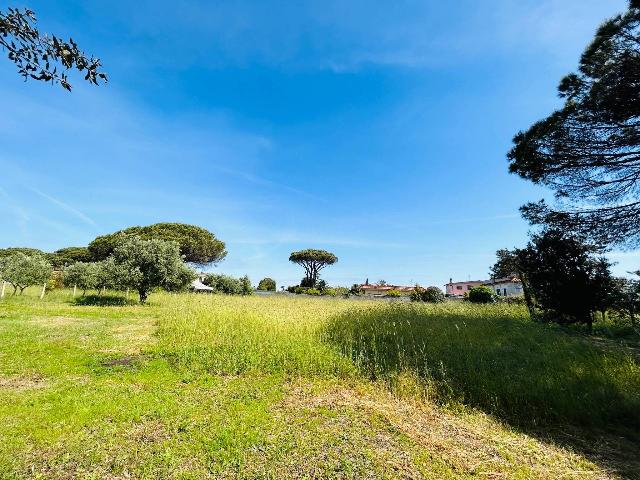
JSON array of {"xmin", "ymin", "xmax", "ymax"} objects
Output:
[
  {"xmin": 508, "ymin": 2, "xmax": 640, "ymax": 248},
  {"xmin": 203, "ymin": 274, "xmax": 253, "ymax": 296},
  {"xmin": 289, "ymin": 249, "xmax": 337, "ymax": 287},
  {"xmin": 89, "ymin": 223, "xmax": 226, "ymax": 265},
  {"xmin": 0, "ymin": 252, "xmax": 51, "ymax": 295},
  {"xmin": 467, "ymin": 286, "xmax": 496, "ymax": 304},
  {"xmin": 257, "ymin": 277, "xmax": 276, "ymax": 291},
  {"xmin": 110, "ymin": 237, "xmax": 195, "ymax": 303},
  {"xmin": 411, "ymin": 286, "xmax": 445, "ymax": 303}
]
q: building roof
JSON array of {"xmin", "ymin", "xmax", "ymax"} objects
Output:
[
  {"xmin": 445, "ymin": 279, "xmax": 488, "ymax": 286},
  {"xmin": 484, "ymin": 277, "xmax": 521, "ymax": 285},
  {"xmin": 191, "ymin": 279, "xmax": 214, "ymax": 291}
]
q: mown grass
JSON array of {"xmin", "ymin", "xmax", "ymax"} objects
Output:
[{"xmin": 0, "ymin": 289, "xmax": 638, "ymax": 478}]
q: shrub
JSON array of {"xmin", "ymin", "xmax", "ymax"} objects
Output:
[
  {"xmin": 411, "ymin": 286, "xmax": 445, "ymax": 303},
  {"xmin": 386, "ymin": 289, "xmax": 402, "ymax": 298},
  {"xmin": 305, "ymin": 288, "xmax": 322, "ymax": 296},
  {"xmin": 349, "ymin": 284, "xmax": 364, "ymax": 296},
  {"xmin": 257, "ymin": 277, "xmax": 276, "ymax": 291},
  {"xmin": 324, "ymin": 288, "xmax": 338, "ymax": 297},
  {"xmin": 204, "ymin": 274, "xmax": 252, "ymax": 295},
  {"xmin": 300, "ymin": 276, "xmax": 316, "ymax": 288},
  {"xmin": 239, "ymin": 275, "xmax": 253, "ymax": 296},
  {"xmin": 468, "ymin": 286, "xmax": 496, "ymax": 304}
]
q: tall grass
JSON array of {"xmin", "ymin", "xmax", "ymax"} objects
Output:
[
  {"xmin": 150, "ymin": 294, "xmax": 640, "ymax": 430},
  {"xmin": 324, "ymin": 303, "xmax": 640, "ymax": 429},
  {"xmin": 153, "ymin": 294, "xmax": 357, "ymax": 376}
]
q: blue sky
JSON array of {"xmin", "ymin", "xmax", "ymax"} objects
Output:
[{"xmin": 1, "ymin": 0, "xmax": 637, "ymax": 288}]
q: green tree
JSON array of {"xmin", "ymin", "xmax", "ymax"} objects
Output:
[
  {"xmin": 0, "ymin": 8, "xmax": 107, "ymax": 90},
  {"xmin": 63, "ymin": 261, "xmax": 99, "ymax": 295},
  {"xmin": 239, "ymin": 275, "xmax": 253, "ymax": 296},
  {"xmin": 613, "ymin": 274, "xmax": 640, "ymax": 326},
  {"xmin": 0, "ymin": 252, "xmax": 52, "ymax": 295},
  {"xmin": 516, "ymin": 229, "xmax": 616, "ymax": 330},
  {"xmin": 257, "ymin": 277, "xmax": 276, "ymax": 291},
  {"xmin": 508, "ymin": 1, "xmax": 640, "ymax": 247},
  {"xmin": 289, "ymin": 249, "xmax": 337, "ymax": 287},
  {"xmin": 111, "ymin": 237, "xmax": 195, "ymax": 304},
  {"xmin": 89, "ymin": 223, "xmax": 226, "ymax": 265},
  {"xmin": 48, "ymin": 247, "xmax": 91, "ymax": 268},
  {"xmin": 0, "ymin": 247, "xmax": 46, "ymax": 258},
  {"xmin": 411, "ymin": 286, "xmax": 445, "ymax": 303},
  {"xmin": 203, "ymin": 274, "xmax": 253, "ymax": 295},
  {"xmin": 467, "ymin": 286, "xmax": 496, "ymax": 304}
]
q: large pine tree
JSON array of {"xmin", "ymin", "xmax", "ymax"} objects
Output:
[{"xmin": 508, "ymin": 1, "xmax": 640, "ymax": 247}]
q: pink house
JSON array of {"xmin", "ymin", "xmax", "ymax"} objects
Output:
[{"xmin": 445, "ymin": 278, "xmax": 486, "ymax": 296}]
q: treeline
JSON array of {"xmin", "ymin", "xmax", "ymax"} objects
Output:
[{"xmin": 0, "ymin": 223, "xmax": 227, "ymax": 303}]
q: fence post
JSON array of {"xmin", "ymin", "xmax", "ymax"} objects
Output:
[{"xmin": 40, "ymin": 282, "xmax": 46, "ymax": 300}]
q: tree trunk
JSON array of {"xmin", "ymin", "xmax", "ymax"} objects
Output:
[
  {"xmin": 0, "ymin": 281, "xmax": 5, "ymax": 299},
  {"xmin": 138, "ymin": 289, "xmax": 148, "ymax": 304},
  {"xmin": 19, "ymin": 286, "xmax": 26, "ymax": 295},
  {"xmin": 40, "ymin": 283, "xmax": 46, "ymax": 300},
  {"xmin": 73, "ymin": 285, "xmax": 77, "ymax": 297},
  {"xmin": 12, "ymin": 285, "xmax": 17, "ymax": 296},
  {"xmin": 518, "ymin": 269, "xmax": 536, "ymax": 319},
  {"xmin": 585, "ymin": 312, "xmax": 593, "ymax": 333}
]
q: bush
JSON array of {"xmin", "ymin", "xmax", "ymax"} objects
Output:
[
  {"xmin": 204, "ymin": 274, "xmax": 252, "ymax": 295},
  {"xmin": 300, "ymin": 276, "xmax": 316, "ymax": 288},
  {"xmin": 323, "ymin": 288, "xmax": 338, "ymax": 297},
  {"xmin": 257, "ymin": 277, "xmax": 276, "ymax": 291},
  {"xmin": 468, "ymin": 286, "xmax": 496, "ymax": 304},
  {"xmin": 411, "ymin": 286, "xmax": 445, "ymax": 303},
  {"xmin": 386, "ymin": 289, "xmax": 402, "ymax": 298},
  {"xmin": 349, "ymin": 284, "xmax": 364, "ymax": 296},
  {"xmin": 305, "ymin": 288, "xmax": 322, "ymax": 296}
]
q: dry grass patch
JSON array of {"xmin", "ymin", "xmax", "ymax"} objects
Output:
[
  {"xmin": 0, "ymin": 374, "xmax": 47, "ymax": 391},
  {"xmin": 263, "ymin": 381, "xmax": 611, "ymax": 479}
]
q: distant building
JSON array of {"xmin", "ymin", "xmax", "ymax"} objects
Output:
[
  {"xmin": 191, "ymin": 278, "xmax": 214, "ymax": 293},
  {"xmin": 445, "ymin": 279, "xmax": 486, "ymax": 296},
  {"xmin": 445, "ymin": 277, "xmax": 523, "ymax": 297},
  {"xmin": 191, "ymin": 272, "xmax": 214, "ymax": 293},
  {"xmin": 484, "ymin": 277, "xmax": 523, "ymax": 297}
]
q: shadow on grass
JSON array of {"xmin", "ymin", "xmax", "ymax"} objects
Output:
[
  {"xmin": 73, "ymin": 295, "xmax": 139, "ymax": 307},
  {"xmin": 324, "ymin": 303, "xmax": 640, "ymax": 477}
]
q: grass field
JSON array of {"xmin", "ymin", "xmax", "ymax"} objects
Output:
[{"xmin": 1, "ymin": 290, "xmax": 639, "ymax": 479}]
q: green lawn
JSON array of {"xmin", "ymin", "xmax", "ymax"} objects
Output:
[{"xmin": 0, "ymin": 290, "xmax": 638, "ymax": 479}]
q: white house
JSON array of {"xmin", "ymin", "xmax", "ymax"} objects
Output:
[{"xmin": 484, "ymin": 277, "xmax": 523, "ymax": 297}]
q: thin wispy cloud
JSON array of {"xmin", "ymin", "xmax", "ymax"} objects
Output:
[{"xmin": 28, "ymin": 187, "xmax": 96, "ymax": 227}]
